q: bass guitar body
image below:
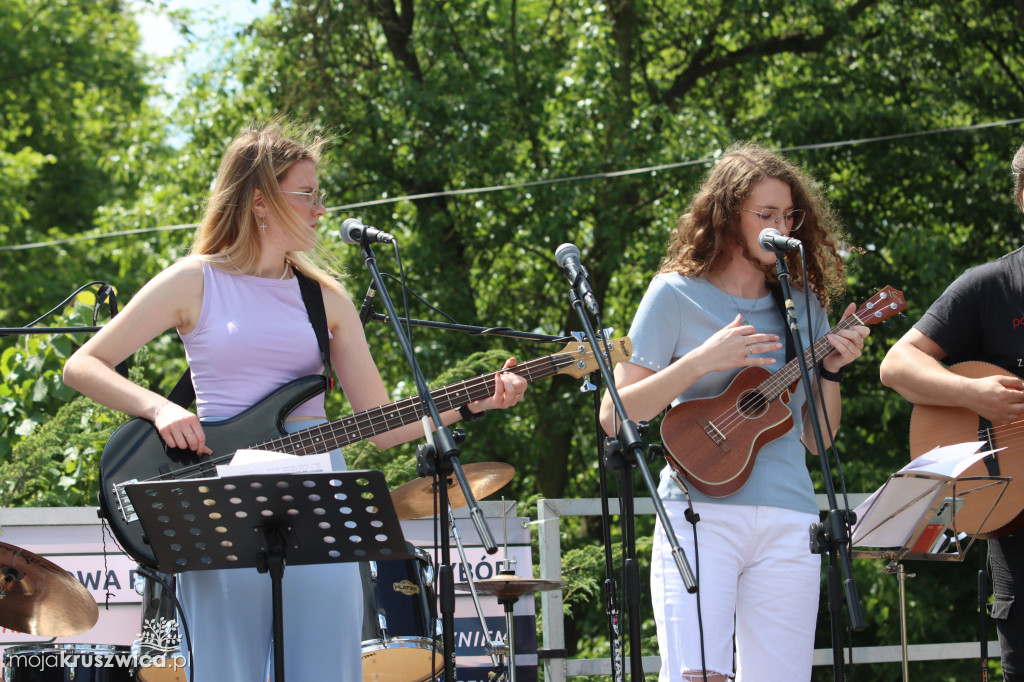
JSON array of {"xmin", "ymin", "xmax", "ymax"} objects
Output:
[
  {"xmin": 98, "ymin": 376, "xmax": 328, "ymax": 567},
  {"xmin": 661, "ymin": 367, "xmax": 794, "ymax": 497},
  {"xmin": 909, "ymin": 361, "xmax": 1024, "ymax": 538}
]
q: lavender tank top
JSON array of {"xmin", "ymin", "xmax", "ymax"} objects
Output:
[{"xmin": 178, "ymin": 260, "xmax": 328, "ymax": 419}]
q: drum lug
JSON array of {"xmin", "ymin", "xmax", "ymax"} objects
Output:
[
  {"xmin": 376, "ymin": 609, "xmax": 389, "ymax": 644},
  {"xmin": 369, "ymin": 560, "xmax": 378, "ymax": 582}
]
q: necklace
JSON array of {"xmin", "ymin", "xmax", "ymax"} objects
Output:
[
  {"xmin": 279, "ymin": 261, "xmax": 290, "ymax": 280},
  {"xmin": 713, "ymin": 275, "xmax": 763, "ymax": 325}
]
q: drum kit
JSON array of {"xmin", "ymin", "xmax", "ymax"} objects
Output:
[
  {"xmin": 363, "ymin": 462, "xmax": 565, "ymax": 682},
  {"xmin": 0, "ymin": 541, "xmax": 135, "ymax": 681},
  {"xmin": 0, "ymin": 463, "xmax": 564, "ymax": 682}
]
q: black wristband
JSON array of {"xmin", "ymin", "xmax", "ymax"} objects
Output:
[
  {"xmin": 459, "ymin": 404, "xmax": 486, "ymax": 422},
  {"xmin": 817, "ymin": 362, "xmax": 846, "ymax": 383}
]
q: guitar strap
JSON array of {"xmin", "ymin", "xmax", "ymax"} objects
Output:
[
  {"xmin": 165, "ymin": 267, "xmax": 335, "ymax": 408},
  {"xmin": 293, "ymin": 267, "xmax": 336, "ymax": 393},
  {"xmin": 767, "ymin": 282, "xmax": 796, "ymax": 364}
]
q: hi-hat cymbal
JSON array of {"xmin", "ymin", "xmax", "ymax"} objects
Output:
[
  {"xmin": 391, "ymin": 462, "xmax": 515, "ymax": 520},
  {"xmin": 0, "ymin": 542, "xmax": 98, "ymax": 636},
  {"xmin": 455, "ymin": 574, "xmax": 568, "ymax": 600}
]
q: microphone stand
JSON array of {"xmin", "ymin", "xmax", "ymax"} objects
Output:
[
  {"xmin": 0, "ymin": 326, "xmax": 102, "ymax": 336},
  {"xmin": 771, "ymin": 248, "xmax": 864, "ymax": 682},
  {"xmin": 353, "ymin": 240, "xmax": 499, "ymax": 682},
  {"xmin": 563, "ymin": 288, "xmax": 696, "ymax": 681},
  {"xmin": 362, "ymin": 310, "xmax": 573, "ymax": 344},
  {"xmin": 589, "ymin": 369, "xmax": 624, "ymax": 682}
]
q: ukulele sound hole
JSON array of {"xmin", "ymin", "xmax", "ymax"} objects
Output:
[{"xmin": 738, "ymin": 390, "xmax": 768, "ymax": 418}]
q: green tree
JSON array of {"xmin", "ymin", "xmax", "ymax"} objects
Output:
[{"xmin": 6, "ymin": 0, "xmax": 1024, "ymax": 678}]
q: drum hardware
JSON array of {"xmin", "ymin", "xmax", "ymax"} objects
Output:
[
  {"xmin": 454, "ymin": 574, "xmax": 567, "ymax": 682},
  {"xmin": 381, "ymin": 463, "xmax": 516, "ymax": 681},
  {"xmin": 0, "ymin": 541, "xmax": 98, "ymax": 637},
  {"xmin": 2, "ymin": 643, "xmax": 133, "ymax": 682},
  {"xmin": 131, "ymin": 569, "xmax": 187, "ymax": 682},
  {"xmin": 447, "ymin": 501, "xmax": 508, "ymax": 677}
]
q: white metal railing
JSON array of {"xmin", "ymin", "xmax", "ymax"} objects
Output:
[{"xmin": 535, "ymin": 496, "xmax": 999, "ymax": 680}]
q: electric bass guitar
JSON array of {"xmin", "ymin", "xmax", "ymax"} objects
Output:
[
  {"xmin": 100, "ymin": 337, "xmax": 632, "ymax": 567},
  {"xmin": 661, "ymin": 286, "xmax": 906, "ymax": 497},
  {"xmin": 909, "ymin": 361, "xmax": 1024, "ymax": 538}
]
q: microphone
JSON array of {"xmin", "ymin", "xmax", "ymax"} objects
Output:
[
  {"xmin": 357, "ymin": 281, "xmax": 377, "ymax": 326},
  {"xmin": 554, "ymin": 243, "xmax": 600, "ymax": 316},
  {"xmin": 341, "ymin": 217, "xmax": 395, "ymax": 245},
  {"xmin": 758, "ymin": 228, "xmax": 801, "ymax": 253}
]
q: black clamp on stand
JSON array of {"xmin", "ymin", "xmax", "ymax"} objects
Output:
[
  {"xmin": 770, "ymin": 248, "xmax": 863, "ymax": 681},
  {"xmin": 347, "ymin": 227, "xmax": 496, "ymax": 682},
  {"xmin": 556, "ymin": 244, "xmax": 696, "ymax": 682},
  {"xmin": 125, "ymin": 471, "xmax": 409, "ymax": 682}
]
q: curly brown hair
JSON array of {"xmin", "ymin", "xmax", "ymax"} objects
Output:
[
  {"xmin": 659, "ymin": 141, "xmax": 849, "ymax": 310},
  {"xmin": 1012, "ymin": 140, "xmax": 1024, "ymax": 212}
]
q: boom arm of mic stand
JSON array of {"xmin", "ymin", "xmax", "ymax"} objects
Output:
[
  {"xmin": 363, "ymin": 311, "xmax": 574, "ymax": 344},
  {"xmin": 356, "ymin": 243, "xmax": 497, "ymax": 553},
  {"xmin": 564, "ymin": 290, "xmax": 697, "ymax": 594},
  {"xmin": 773, "ymin": 252, "xmax": 864, "ymax": 632}
]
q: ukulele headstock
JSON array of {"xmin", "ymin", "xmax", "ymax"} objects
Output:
[{"xmin": 854, "ymin": 286, "xmax": 906, "ymax": 326}]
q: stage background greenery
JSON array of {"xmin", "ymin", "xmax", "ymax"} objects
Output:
[{"xmin": 2, "ymin": 0, "xmax": 1023, "ymax": 679}]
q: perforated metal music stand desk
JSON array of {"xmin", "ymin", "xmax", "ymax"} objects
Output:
[
  {"xmin": 126, "ymin": 470, "xmax": 410, "ymax": 682},
  {"xmin": 851, "ymin": 471, "xmax": 1009, "ymax": 681}
]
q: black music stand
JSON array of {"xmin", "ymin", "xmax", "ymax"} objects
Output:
[{"xmin": 125, "ymin": 471, "xmax": 410, "ymax": 682}]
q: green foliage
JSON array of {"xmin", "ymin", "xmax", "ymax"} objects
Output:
[
  {"xmin": 0, "ymin": 394, "xmax": 127, "ymax": 507},
  {"xmin": 3, "ymin": 0, "xmax": 1024, "ymax": 677}
]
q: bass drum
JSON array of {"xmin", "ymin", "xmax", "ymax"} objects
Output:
[
  {"xmin": 360, "ymin": 547, "xmax": 443, "ymax": 682},
  {"xmin": 2, "ymin": 644, "xmax": 133, "ymax": 682}
]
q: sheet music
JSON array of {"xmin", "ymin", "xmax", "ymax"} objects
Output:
[
  {"xmin": 851, "ymin": 441, "xmax": 999, "ymax": 548},
  {"xmin": 901, "ymin": 441, "xmax": 996, "ymax": 478},
  {"xmin": 216, "ymin": 449, "xmax": 332, "ymax": 477}
]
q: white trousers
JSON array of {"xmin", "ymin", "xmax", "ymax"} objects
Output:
[
  {"xmin": 651, "ymin": 500, "xmax": 821, "ymax": 681},
  {"xmin": 177, "ymin": 419, "xmax": 362, "ymax": 681}
]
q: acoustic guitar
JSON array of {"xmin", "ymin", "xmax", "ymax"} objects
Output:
[
  {"xmin": 99, "ymin": 337, "xmax": 632, "ymax": 567},
  {"xmin": 661, "ymin": 286, "xmax": 906, "ymax": 497},
  {"xmin": 909, "ymin": 361, "xmax": 1024, "ymax": 538}
]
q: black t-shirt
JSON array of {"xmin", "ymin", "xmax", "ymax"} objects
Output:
[{"xmin": 915, "ymin": 246, "xmax": 1024, "ymax": 380}]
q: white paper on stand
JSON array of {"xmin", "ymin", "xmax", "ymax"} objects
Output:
[
  {"xmin": 851, "ymin": 441, "xmax": 999, "ymax": 548},
  {"xmin": 215, "ymin": 449, "xmax": 332, "ymax": 478}
]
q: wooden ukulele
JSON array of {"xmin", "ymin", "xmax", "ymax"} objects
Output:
[
  {"xmin": 909, "ymin": 361, "xmax": 1024, "ymax": 538},
  {"xmin": 661, "ymin": 286, "xmax": 906, "ymax": 497}
]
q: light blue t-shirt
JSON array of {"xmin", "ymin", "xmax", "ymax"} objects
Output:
[{"xmin": 627, "ymin": 272, "xmax": 829, "ymax": 515}]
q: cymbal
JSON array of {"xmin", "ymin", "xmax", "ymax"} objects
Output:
[
  {"xmin": 391, "ymin": 462, "xmax": 515, "ymax": 520},
  {"xmin": 0, "ymin": 542, "xmax": 98, "ymax": 636},
  {"xmin": 455, "ymin": 574, "xmax": 568, "ymax": 599}
]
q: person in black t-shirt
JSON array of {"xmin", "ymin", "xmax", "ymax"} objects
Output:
[{"xmin": 880, "ymin": 140, "xmax": 1024, "ymax": 681}]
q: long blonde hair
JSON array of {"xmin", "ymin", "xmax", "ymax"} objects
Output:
[
  {"xmin": 660, "ymin": 141, "xmax": 848, "ymax": 309},
  {"xmin": 191, "ymin": 119, "xmax": 346, "ymax": 296}
]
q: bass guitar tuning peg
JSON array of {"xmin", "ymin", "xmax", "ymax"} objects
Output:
[{"xmin": 571, "ymin": 327, "xmax": 616, "ymax": 343}]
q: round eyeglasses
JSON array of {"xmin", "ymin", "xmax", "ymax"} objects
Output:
[
  {"xmin": 282, "ymin": 188, "xmax": 327, "ymax": 211},
  {"xmin": 743, "ymin": 208, "xmax": 804, "ymax": 231}
]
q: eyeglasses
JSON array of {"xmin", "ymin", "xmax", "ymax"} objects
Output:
[
  {"xmin": 282, "ymin": 188, "xmax": 327, "ymax": 211},
  {"xmin": 743, "ymin": 208, "xmax": 805, "ymax": 231}
]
